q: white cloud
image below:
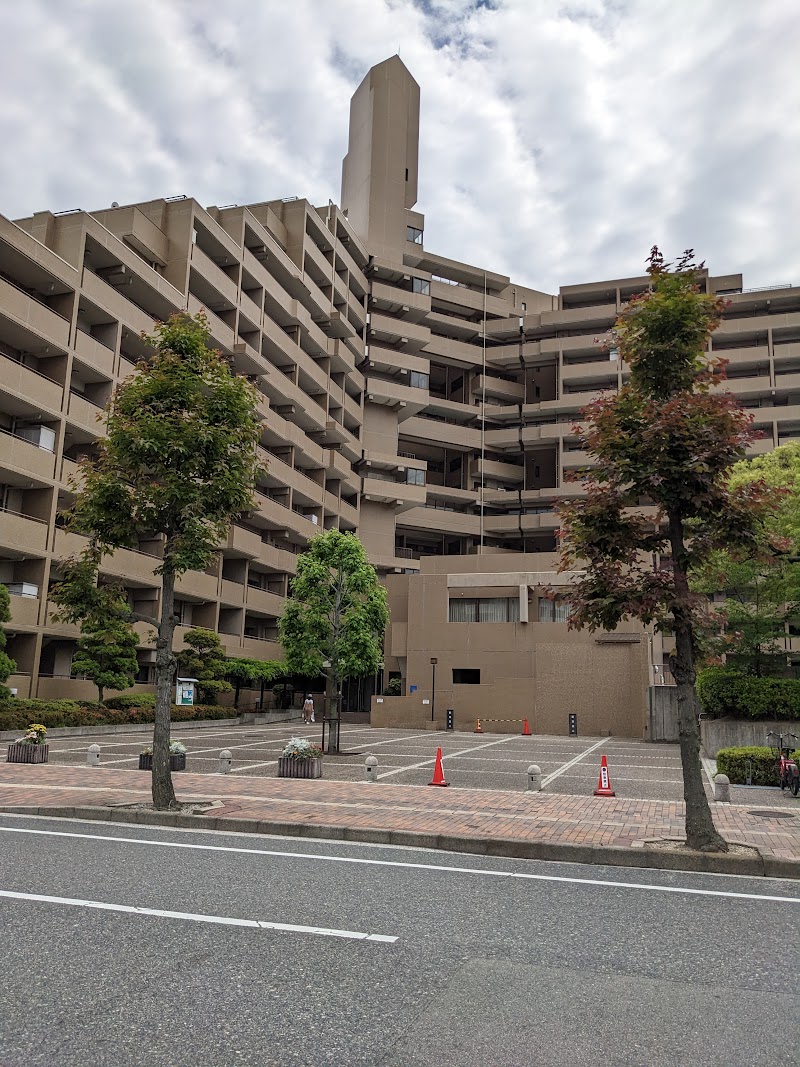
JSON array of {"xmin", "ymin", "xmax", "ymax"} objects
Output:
[{"xmin": 1, "ymin": 0, "xmax": 798, "ymax": 292}]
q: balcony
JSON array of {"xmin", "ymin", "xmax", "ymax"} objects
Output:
[
  {"xmin": 0, "ymin": 351, "xmax": 63, "ymax": 413},
  {"xmin": 397, "ymin": 506, "xmax": 480, "ymax": 536},
  {"xmin": 0, "ymin": 428, "xmax": 57, "ymax": 481},
  {"xmin": 361, "ymin": 475, "xmax": 427, "ymax": 511},
  {"xmin": 0, "ymin": 274, "xmax": 71, "ymax": 349},
  {"xmin": 0, "ymin": 509, "xmax": 49, "ymax": 552},
  {"xmin": 473, "ymin": 375, "xmax": 525, "ymax": 404},
  {"xmin": 73, "ymin": 328, "xmax": 115, "ymax": 378},
  {"xmin": 67, "ymin": 390, "xmax": 106, "ymax": 434},
  {"xmin": 176, "ymin": 568, "xmax": 219, "ymax": 600},
  {"xmin": 245, "ymin": 585, "xmax": 286, "ymax": 615},
  {"xmin": 220, "ymin": 578, "xmax": 246, "ymax": 606},
  {"xmin": 7, "ymin": 592, "xmax": 40, "ymax": 627},
  {"xmin": 190, "ymin": 243, "xmax": 240, "ymax": 309},
  {"xmin": 225, "ymin": 525, "xmax": 265, "ymax": 559}
]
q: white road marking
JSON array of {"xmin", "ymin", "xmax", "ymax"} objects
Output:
[
  {"xmin": 0, "ymin": 823, "xmax": 796, "ymax": 904},
  {"xmin": 541, "ymin": 738, "xmax": 607, "ymax": 787},
  {"xmin": 376, "ymin": 734, "xmax": 519, "ymax": 780},
  {"xmin": 0, "ymin": 888, "xmax": 397, "ymax": 942}
]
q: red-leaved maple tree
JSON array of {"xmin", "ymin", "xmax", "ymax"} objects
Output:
[{"xmin": 559, "ymin": 248, "xmax": 775, "ymax": 851}]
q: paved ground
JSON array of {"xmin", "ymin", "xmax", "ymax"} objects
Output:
[
  {"xmin": 1, "ymin": 760, "xmax": 798, "ymax": 866},
  {"xmin": 1, "ymin": 814, "xmax": 798, "ymax": 1066},
  {"xmin": 43, "ymin": 722, "xmax": 692, "ymax": 801},
  {"xmin": 39, "ymin": 721, "xmax": 800, "ymax": 808}
]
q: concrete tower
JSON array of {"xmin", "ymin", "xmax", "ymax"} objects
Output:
[{"xmin": 340, "ymin": 56, "xmax": 421, "ymax": 259}]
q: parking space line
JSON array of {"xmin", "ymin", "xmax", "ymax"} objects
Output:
[
  {"xmin": 376, "ymin": 735, "xmax": 519, "ymax": 780},
  {"xmin": 541, "ymin": 738, "xmax": 607, "ymax": 787}
]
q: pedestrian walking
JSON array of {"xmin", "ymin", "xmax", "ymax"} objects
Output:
[{"xmin": 303, "ymin": 694, "xmax": 315, "ymax": 724}]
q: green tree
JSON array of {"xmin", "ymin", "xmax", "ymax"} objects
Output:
[
  {"xmin": 559, "ymin": 248, "xmax": 776, "ymax": 852},
  {"xmin": 72, "ymin": 611, "xmax": 140, "ymax": 702},
  {"xmin": 50, "ymin": 312, "xmax": 262, "ymax": 808},
  {"xmin": 0, "ymin": 583, "xmax": 17, "ymax": 700},
  {"xmin": 695, "ymin": 442, "xmax": 800, "ymax": 675},
  {"xmin": 223, "ymin": 656, "xmax": 284, "ymax": 708},
  {"xmin": 279, "ymin": 530, "xmax": 388, "ymax": 753},
  {"xmin": 176, "ymin": 627, "xmax": 233, "ymax": 704}
]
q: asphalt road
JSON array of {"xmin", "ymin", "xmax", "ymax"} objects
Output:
[{"xmin": 1, "ymin": 813, "xmax": 798, "ymax": 1067}]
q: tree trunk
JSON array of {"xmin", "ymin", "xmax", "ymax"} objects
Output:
[
  {"xmin": 233, "ymin": 679, "xmax": 241, "ymax": 709},
  {"xmin": 152, "ymin": 565, "xmax": 177, "ymax": 810},
  {"xmin": 668, "ymin": 512, "xmax": 728, "ymax": 852},
  {"xmin": 97, "ymin": 685, "xmax": 104, "ymax": 703}
]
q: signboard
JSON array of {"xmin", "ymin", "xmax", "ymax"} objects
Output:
[
  {"xmin": 422, "ymin": 699, "xmax": 430, "ymax": 705},
  {"xmin": 409, "ymin": 685, "xmax": 417, "ymax": 693},
  {"xmin": 446, "ymin": 709, "xmax": 454, "ymax": 731},
  {"xmin": 568, "ymin": 713, "xmax": 578, "ymax": 736},
  {"xmin": 175, "ymin": 678, "xmax": 197, "ymax": 706}
]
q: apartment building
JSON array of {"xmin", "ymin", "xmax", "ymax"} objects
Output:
[{"xmin": 1, "ymin": 55, "xmax": 797, "ymax": 731}]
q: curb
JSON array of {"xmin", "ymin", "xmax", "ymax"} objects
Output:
[{"xmin": 2, "ymin": 804, "xmax": 796, "ymax": 880}]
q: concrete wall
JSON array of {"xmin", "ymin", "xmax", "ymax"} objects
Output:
[{"xmin": 700, "ymin": 719, "xmax": 791, "ymax": 758}]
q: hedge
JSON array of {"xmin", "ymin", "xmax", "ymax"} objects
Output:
[
  {"xmin": 103, "ymin": 693, "xmax": 156, "ymax": 710},
  {"xmin": 715, "ymin": 746, "xmax": 784, "ymax": 786},
  {"xmin": 0, "ymin": 703, "xmax": 236, "ymax": 732},
  {"xmin": 696, "ymin": 667, "xmax": 800, "ymax": 721}
]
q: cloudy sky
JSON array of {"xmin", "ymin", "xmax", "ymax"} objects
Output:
[{"xmin": 1, "ymin": 0, "xmax": 798, "ymax": 294}]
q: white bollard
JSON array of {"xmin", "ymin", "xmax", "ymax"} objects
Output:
[
  {"xmin": 86, "ymin": 743, "xmax": 101, "ymax": 768},
  {"xmin": 714, "ymin": 773, "xmax": 731, "ymax": 803},
  {"xmin": 364, "ymin": 755, "xmax": 379, "ymax": 783},
  {"xmin": 218, "ymin": 749, "xmax": 233, "ymax": 774},
  {"xmin": 527, "ymin": 764, "xmax": 542, "ymax": 792}
]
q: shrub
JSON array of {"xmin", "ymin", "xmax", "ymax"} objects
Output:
[
  {"xmin": 0, "ymin": 701, "xmax": 236, "ymax": 732},
  {"xmin": 696, "ymin": 667, "xmax": 800, "ymax": 721},
  {"xmin": 715, "ymin": 746, "xmax": 783, "ymax": 786},
  {"xmin": 103, "ymin": 693, "xmax": 156, "ymax": 710},
  {"xmin": 384, "ymin": 677, "xmax": 402, "ymax": 696},
  {"xmin": 281, "ymin": 737, "xmax": 323, "ymax": 760}
]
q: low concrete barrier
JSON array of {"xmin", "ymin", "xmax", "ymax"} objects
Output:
[{"xmin": 701, "ymin": 719, "xmax": 790, "ymax": 758}]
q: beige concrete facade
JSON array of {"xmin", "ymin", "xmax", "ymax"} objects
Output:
[{"xmin": 1, "ymin": 55, "xmax": 798, "ymax": 730}]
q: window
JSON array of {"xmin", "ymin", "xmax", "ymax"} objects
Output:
[
  {"xmin": 409, "ymin": 371, "xmax": 429, "ymax": 389},
  {"xmin": 406, "ymin": 226, "xmax": 423, "ymax": 245},
  {"xmin": 412, "ymin": 277, "xmax": 430, "ymax": 295},
  {"xmin": 538, "ymin": 597, "xmax": 573, "ymax": 623},
  {"xmin": 453, "ymin": 668, "xmax": 480, "ymax": 684},
  {"xmin": 449, "ymin": 376, "xmax": 463, "ymax": 394},
  {"xmin": 521, "ymin": 302, "xmax": 527, "ymax": 311},
  {"xmin": 449, "ymin": 597, "xmax": 520, "ymax": 623},
  {"xmin": 407, "ymin": 468, "xmax": 425, "ymax": 485}
]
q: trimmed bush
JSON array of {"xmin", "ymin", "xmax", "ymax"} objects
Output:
[
  {"xmin": 696, "ymin": 667, "xmax": 800, "ymax": 721},
  {"xmin": 715, "ymin": 745, "xmax": 785, "ymax": 786},
  {"xmin": 0, "ymin": 701, "xmax": 238, "ymax": 732},
  {"xmin": 103, "ymin": 693, "xmax": 156, "ymax": 710}
]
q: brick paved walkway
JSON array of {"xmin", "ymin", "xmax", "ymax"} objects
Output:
[{"xmin": 1, "ymin": 763, "xmax": 799, "ymax": 863}]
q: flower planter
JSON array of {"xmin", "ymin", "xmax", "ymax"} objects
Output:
[
  {"xmin": 7, "ymin": 743, "xmax": 49, "ymax": 765},
  {"xmin": 277, "ymin": 756, "xmax": 323, "ymax": 779},
  {"xmin": 138, "ymin": 753, "xmax": 187, "ymax": 772}
]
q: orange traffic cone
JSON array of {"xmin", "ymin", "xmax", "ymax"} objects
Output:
[
  {"xmin": 474, "ymin": 718, "xmax": 483, "ymax": 733},
  {"xmin": 521, "ymin": 718, "xmax": 531, "ymax": 736},
  {"xmin": 593, "ymin": 754, "xmax": 615, "ymax": 797},
  {"xmin": 428, "ymin": 746, "xmax": 450, "ymax": 787}
]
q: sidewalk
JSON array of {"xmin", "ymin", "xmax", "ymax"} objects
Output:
[{"xmin": 1, "ymin": 763, "xmax": 798, "ymax": 878}]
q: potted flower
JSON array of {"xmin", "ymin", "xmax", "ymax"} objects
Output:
[
  {"xmin": 7, "ymin": 723, "xmax": 49, "ymax": 765},
  {"xmin": 277, "ymin": 736, "xmax": 323, "ymax": 779},
  {"xmin": 138, "ymin": 740, "xmax": 187, "ymax": 772}
]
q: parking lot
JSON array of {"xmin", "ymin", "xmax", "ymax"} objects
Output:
[{"xmin": 44, "ymin": 722, "xmax": 696, "ymax": 802}]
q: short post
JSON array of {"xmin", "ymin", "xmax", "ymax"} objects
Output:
[
  {"xmin": 527, "ymin": 764, "xmax": 542, "ymax": 792},
  {"xmin": 218, "ymin": 749, "xmax": 233, "ymax": 774},
  {"xmin": 714, "ymin": 773, "xmax": 731, "ymax": 803},
  {"xmin": 86, "ymin": 743, "xmax": 101, "ymax": 768},
  {"xmin": 364, "ymin": 755, "xmax": 379, "ymax": 783}
]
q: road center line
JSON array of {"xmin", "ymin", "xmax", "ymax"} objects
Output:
[
  {"xmin": 377, "ymin": 734, "xmax": 519, "ymax": 779},
  {"xmin": 0, "ymin": 824, "xmax": 796, "ymax": 904},
  {"xmin": 0, "ymin": 888, "xmax": 398, "ymax": 943},
  {"xmin": 541, "ymin": 738, "xmax": 607, "ymax": 787}
]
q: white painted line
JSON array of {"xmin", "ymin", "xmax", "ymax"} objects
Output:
[
  {"xmin": 0, "ymin": 888, "xmax": 398, "ymax": 943},
  {"xmin": 377, "ymin": 734, "xmax": 519, "ymax": 780},
  {"xmin": 541, "ymin": 738, "xmax": 607, "ymax": 787},
  {"xmin": 0, "ymin": 824, "xmax": 796, "ymax": 904}
]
